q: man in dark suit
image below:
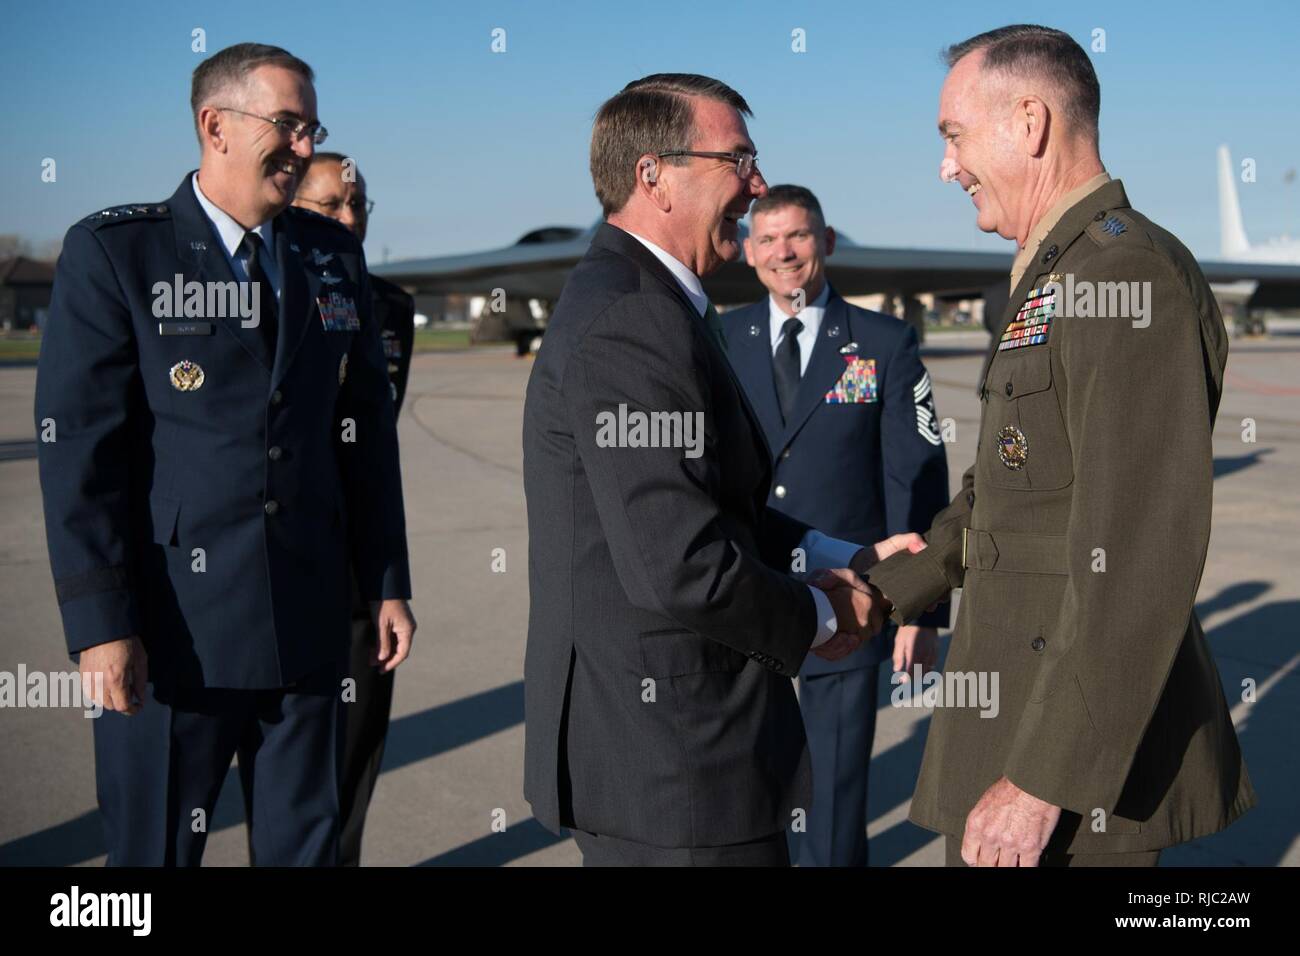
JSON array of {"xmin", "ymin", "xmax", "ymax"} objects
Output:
[
  {"xmin": 237, "ymin": 151, "xmax": 416, "ymax": 866},
  {"xmin": 726, "ymin": 185, "xmax": 951, "ymax": 866},
  {"xmin": 34, "ymin": 43, "xmax": 415, "ymax": 866},
  {"xmin": 523, "ymin": 74, "xmax": 922, "ymax": 866}
]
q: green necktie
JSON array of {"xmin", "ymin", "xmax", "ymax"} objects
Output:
[{"xmin": 703, "ymin": 301, "xmax": 727, "ymax": 352}]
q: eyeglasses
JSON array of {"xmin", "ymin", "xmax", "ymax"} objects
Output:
[
  {"xmin": 296, "ymin": 196, "xmax": 375, "ymax": 216},
  {"xmin": 217, "ymin": 107, "xmax": 329, "ymax": 145},
  {"xmin": 657, "ymin": 149, "xmax": 759, "ymax": 179}
]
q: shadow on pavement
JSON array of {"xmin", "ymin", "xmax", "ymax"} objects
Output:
[
  {"xmin": 865, "ymin": 580, "xmax": 1294, "ymax": 867},
  {"xmin": 415, "ymin": 818, "xmax": 567, "ymax": 866},
  {"xmin": 5, "ymin": 581, "xmax": 1292, "ymax": 867},
  {"xmin": 1213, "ymin": 449, "xmax": 1273, "ymax": 479}
]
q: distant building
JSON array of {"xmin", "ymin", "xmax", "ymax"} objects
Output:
[{"xmin": 0, "ymin": 257, "xmax": 55, "ymax": 331}]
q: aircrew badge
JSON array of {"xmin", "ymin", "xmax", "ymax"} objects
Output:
[
  {"xmin": 998, "ymin": 284, "xmax": 1057, "ymax": 352},
  {"xmin": 169, "ymin": 360, "xmax": 204, "ymax": 392},
  {"xmin": 825, "ymin": 356, "xmax": 878, "ymax": 404},
  {"xmin": 997, "ymin": 424, "xmax": 1029, "ymax": 470}
]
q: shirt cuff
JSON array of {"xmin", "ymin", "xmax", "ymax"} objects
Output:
[
  {"xmin": 798, "ymin": 530, "xmax": 862, "ymax": 578},
  {"xmin": 808, "ymin": 585, "xmax": 838, "ymax": 648}
]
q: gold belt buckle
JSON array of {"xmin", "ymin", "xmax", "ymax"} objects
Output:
[{"xmin": 962, "ymin": 527, "xmax": 969, "ymax": 569}]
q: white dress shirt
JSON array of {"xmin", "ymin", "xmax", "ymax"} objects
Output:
[
  {"xmin": 768, "ymin": 283, "xmax": 830, "ymax": 377},
  {"xmin": 622, "ymin": 228, "xmax": 856, "ymax": 648},
  {"xmin": 191, "ymin": 173, "xmax": 281, "ymax": 303}
]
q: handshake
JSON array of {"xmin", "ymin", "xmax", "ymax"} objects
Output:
[{"xmin": 809, "ymin": 532, "xmax": 927, "ymax": 662}]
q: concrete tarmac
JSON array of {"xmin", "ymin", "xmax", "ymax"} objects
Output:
[{"xmin": 1, "ymin": 328, "xmax": 1295, "ymax": 866}]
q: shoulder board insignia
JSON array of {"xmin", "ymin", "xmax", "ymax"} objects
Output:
[{"xmin": 81, "ymin": 203, "xmax": 169, "ymax": 227}]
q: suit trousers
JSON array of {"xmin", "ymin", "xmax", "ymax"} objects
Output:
[
  {"xmin": 573, "ymin": 829, "xmax": 791, "ymax": 867},
  {"xmin": 789, "ymin": 663, "xmax": 882, "ymax": 867},
  {"xmin": 944, "ymin": 836, "xmax": 1161, "ymax": 867},
  {"xmin": 93, "ymin": 663, "xmax": 342, "ymax": 866}
]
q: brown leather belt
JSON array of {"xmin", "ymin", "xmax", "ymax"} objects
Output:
[{"xmin": 962, "ymin": 527, "xmax": 1069, "ymax": 575}]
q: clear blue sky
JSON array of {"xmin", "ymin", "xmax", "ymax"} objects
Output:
[{"xmin": 2, "ymin": 0, "xmax": 1298, "ymax": 262}]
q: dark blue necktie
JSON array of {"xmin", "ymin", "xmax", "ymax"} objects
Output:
[
  {"xmin": 773, "ymin": 316, "xmax": 803, "ymax": 424},
  {"xmin": 240, "ymin": 231, "xmax": 279, "ymax": 358}
]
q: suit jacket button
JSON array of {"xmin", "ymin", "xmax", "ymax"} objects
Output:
[
  {"xmin": 966, "ymin": 491, "xmax": 975, "ymax": 507},
  {"xmin": 774, "ymin": 485, "xmax": 787, "ymax": 499},
  {"xmin": 264, "ymin": 499, "xmax": 280, "ymax": 516},
  {"xmin": 267, "ymin": 445, "xmax": 282, "ymax": 461},
  {"xmin": 780, "ymin": 448, "xmax": 791, "ymax": 460},
  {"xmin": 270, "ymin": 389, "xmax": 283, "ymax": 405},
  {"xmin": 1031, "ymin": 637, "xmax": 1046, "ymax": 651},
  {"xmin": 1005, "ymin": 381, "xmax": 1013, "ymax": 396}
]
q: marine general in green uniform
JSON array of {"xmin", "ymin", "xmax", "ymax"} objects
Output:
[{"xmin": 865, "ymin": 25, "xmax": 1256, "ymax": 867}]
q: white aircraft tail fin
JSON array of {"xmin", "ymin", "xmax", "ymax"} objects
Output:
[{"xmin": 1218, "ymin": 145, "xmax": 1251, "ymax": 258}]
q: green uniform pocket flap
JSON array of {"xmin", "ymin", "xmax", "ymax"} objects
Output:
[{"xmin": 1002, "ymin": 348, "xmax": 1053, "ymax": 398}]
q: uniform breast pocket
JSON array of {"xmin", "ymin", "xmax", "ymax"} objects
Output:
[
  {"xmin": 313, "ymin": 325, "xmax": 354, "ymax": 392},
  {"xmin": 318, "ymin": 325, "xmax": 354, "ymax": 359},
  {"xmin": 980, "ymin": 348, "xmax": 1073, "ymax": 491}
]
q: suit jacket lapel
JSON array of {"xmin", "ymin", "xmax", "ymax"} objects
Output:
[
  {"xmin": 271, "ymin": 213, "xmax": 314, "ymax": 388},
  {"xmin": 168, "ymin": 174, "xmax": 274, "ymax": 371},
  {"xmin": 780, "ymin": 293, "xmax": 851, "ymax": 447},
  {"xmin": 591, "ymin": 224, "xmax": 699, "ymax": 324},
  {"xmin": 592, "ymin": 224, "xmax": 774, "ymax": 467}
]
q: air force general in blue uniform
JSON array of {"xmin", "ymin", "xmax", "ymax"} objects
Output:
[
  {"xmin": 34, "ymin": 169, "xmax": 410, "ymax": 865},
  {"xmin": 725, "ymin": 270, "xmax": 949, "ymax": 866}
]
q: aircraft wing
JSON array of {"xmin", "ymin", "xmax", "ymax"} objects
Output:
[
  {"xmin": 1200, "ymin": 260, "xmax": 1300, "ymax": 308},
  {"xmin": 370, "ymin": 225, "xmax": 1013, "ymax": 304},
  {"xmin": 370, "ymin": 226, "xmax": 1300, "ymax": 309},
  {"xmin": 368, "ymin": 234, "xmax": 595, "ymax": 300}
]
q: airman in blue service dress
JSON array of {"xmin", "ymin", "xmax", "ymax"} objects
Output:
[{"xmin": 35, "ymin": 172, "xmax": 411, "ymax": 866}]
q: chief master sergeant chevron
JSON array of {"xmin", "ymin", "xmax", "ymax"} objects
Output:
[
  {"xmin": 33, "ymin": 42, "xmax": 415, "ymax": 866},
  {"xmin": 865, "ymin": 25, "xmax": 1255, "ymax": 867}
]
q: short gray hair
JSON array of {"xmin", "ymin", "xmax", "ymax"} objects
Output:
[
  {"xmin": 190, "ymin": 42, "xmax": 315, "ymax": 144},
  {"xmin": 944, "ymin": 25, "xmax": 1100, "ymax": 143}
]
